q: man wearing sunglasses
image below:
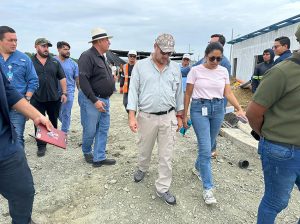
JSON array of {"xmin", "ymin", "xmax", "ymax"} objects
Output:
[
  {"xmin": 273, "ymin": 36, "xmax": 292, "ymax": 65},
  {"xmin": 127, "ymin": 33, "xmax": 184, "ymax": 205},
  {"xmin": 122, "ymin": 49, "xmax": 137, "ymax": 112}
]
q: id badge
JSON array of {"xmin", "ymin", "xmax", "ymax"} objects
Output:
[{"xmin": 202, "ymin": 106, "xmax": 208, "ymax": 116}]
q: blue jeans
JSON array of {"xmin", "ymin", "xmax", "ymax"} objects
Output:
[
  {"xmin": 59, "ymin": 94, "xmax": 74, "ymax": 133},
  {"xmin": 257, "ymin": 138, "xmax": 300, "ymax": 224},
  {"xmin": 0, "ymin": 149, "xmax": 35, "ymax": 224},
  {"xmin": 190, "ymin": 98, "xmax": 224, "ymax": 190},
  {"xmin": 9, "ymin": 110, "xmax": 26, "ymax": 148},
  {"xmin": 78, "ymin": 91, "xmax": 110, "ymax": 162}
]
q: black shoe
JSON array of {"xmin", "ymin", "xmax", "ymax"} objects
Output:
[
  {"xmin": 93, "ymin": 158, "xmax": 116, "ymax": 167},
  {"xmin": 37, "ymin": 147, "xmax": 46, "ymax": 157},
  {"xmin": 84, "ymin": 154, "xmax": 94, "ymax": 164}
]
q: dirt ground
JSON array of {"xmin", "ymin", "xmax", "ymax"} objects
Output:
[{"xmin": 1, "ymin": 87, "xmax": 299, "ymax": 224}]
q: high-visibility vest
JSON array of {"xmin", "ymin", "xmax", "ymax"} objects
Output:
[{"xmin": 123, "ymin": 64, "xmax": 129, "ymax": 93}]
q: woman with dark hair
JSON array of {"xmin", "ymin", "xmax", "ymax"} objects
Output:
[{"xmin": 183, "ymin": 42, "xmax": 245, "ymax": 205}]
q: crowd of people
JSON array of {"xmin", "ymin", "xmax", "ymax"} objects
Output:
[{"xmin": 0, "ymin": 24, "xmax": 299, "ymax": 224}]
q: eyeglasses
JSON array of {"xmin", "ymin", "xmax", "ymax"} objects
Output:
[
  {"xmin": 129, "ymin": 55, "xmax": 136, "ymax": 58},
  {"xmin": 208, "ymin": 56, "xmax": 222, "ymax": 62},
  {"xmin": 272, "ymin": 45, "xmax": 281, "ymax": 49},
  {"xmin": 159, "ymin": 48, "xmax": 172, "ymax": 56}
]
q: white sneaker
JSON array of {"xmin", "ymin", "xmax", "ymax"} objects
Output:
[
  {"xmin": 203, "ymin": 189, "xmax": 217, "ymax": 205},
  {"xmin": 192, "ymin": 167, "xmax": 202, "ymax": 182}
]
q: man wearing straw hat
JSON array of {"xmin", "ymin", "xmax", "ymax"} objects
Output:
[{"xmin": 78, "ymin": 28, "xmax": 116, "ymax": 167}]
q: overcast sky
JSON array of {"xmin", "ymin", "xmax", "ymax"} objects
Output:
[{"xmin": 2, "ymin": 0, "xmax": 300, "ymax": 60}]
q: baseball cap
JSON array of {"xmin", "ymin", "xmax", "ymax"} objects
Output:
[
  {"xmin": 35, "ymin": 38, "xmax": 52, "ymax": 47},
  {"xmin": 155, "ymin": 33, "xmax": 175, "ymax": 53},
  {"xmin": 183, "ymin": 53, "xmax": 191, "ymax": 60},
  {"xmin": 128, "ymin": 49, "xmax": 137, "ymax": 56}
]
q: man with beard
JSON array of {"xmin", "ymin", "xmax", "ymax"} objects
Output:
[
  {"xmin": 31, "ymin": 38, "xmax": 67, "ymax": 157},
  {"xmin": 0, "ymin": 26, "xmax": 39, "ymax": 147},
  {"xmin": 54, "ymin": 41, "xmax": 79, "ymax": 133},
  {"xmin": 127, "ymin": 33, "xmax": 184, "ymax": 205}
]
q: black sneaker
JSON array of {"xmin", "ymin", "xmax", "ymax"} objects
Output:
[
  {"xmin": 84, "ymin": 154, "xmax": 94, "ymax": 164},
  {"xmin": 156, "ymin": 191, "xmax": 177, "ymax": 205},
  {"xmin": 37, "ymin": 147, "xmax": 46, "ymax": 157},
  {"xmin": 92, "ymin": 158, "xmax": 116, "ymax": 167},
  {"xmin": 133, "ymin": 170, "xmax": 145, "ymax": 182}
]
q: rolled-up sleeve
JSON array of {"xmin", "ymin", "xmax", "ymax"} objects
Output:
[
  {"xmin": 126, "ymin": 63, "xmax": 139, "ymax": 111},
  {"xmin": 25, "ymin": 56, "xmax": 39, "ymax": 93}
]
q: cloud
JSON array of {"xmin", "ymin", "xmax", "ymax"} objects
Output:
[{"xmin": 1, "ymin": 0, "xmax": 299, "ymax": 59}]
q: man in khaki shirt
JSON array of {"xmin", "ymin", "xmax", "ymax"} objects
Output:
[
  {"xmin": 246, "ymin": 25, "xmax": 300, "ymax": 224},
  {"xmin": 127, "ymin": 33, "xmax": 184, "ymax": 205}
]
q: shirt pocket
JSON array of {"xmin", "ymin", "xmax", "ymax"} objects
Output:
[
  {"xmin": 11, "ymin": 60, "xmax": 26, "ymax": 80},
  {"xmin": 94, "ymin": 62, "xmax": 108, "ymax": 79}
]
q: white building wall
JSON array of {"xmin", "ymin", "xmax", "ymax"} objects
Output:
[{"xmin": 231, "ymin": 22, "xmax": 300, "ymax": 81}]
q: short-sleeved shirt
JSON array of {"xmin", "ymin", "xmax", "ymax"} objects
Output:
[
  {"xmin": 32, "ymin": 55, "xmax": 66, "ymax": 102},
  {"xmin": 253, "ymin": 51, "xmax": 300, "ymax": 146},
  {"xmin": 187, "ymin": 64, "xmax": 229, "ymax": 99},
  {"xmin": 54, "ymin": 56, "xmax": 78, "ymax": 95},
  {"xmin": 78, "ymin": 47, "xmax": 115, "ymax": 103}
]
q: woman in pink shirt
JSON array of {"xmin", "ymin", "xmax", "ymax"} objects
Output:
[{"xmin": 183, "ymin": 42, "xmax": 244, "ymax": 205}]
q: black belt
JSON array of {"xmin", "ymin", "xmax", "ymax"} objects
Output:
[{"xmin": 149, "ymin": 107, "xmax": 174, "ymax": 115}]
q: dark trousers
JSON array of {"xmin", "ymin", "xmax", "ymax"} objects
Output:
[
  {"xmin": 31, "ymin": 98, "xmax": 61, "ymax": 149},
  {"xmin": 0, "ymin": 149, "xmax": 35, "ymax": 224},
  {"xmin": 123, "ymin": 93, "xmax": 129, "ymax": 113}
]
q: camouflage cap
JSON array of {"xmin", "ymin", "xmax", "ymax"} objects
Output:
[
  {"xmin": 295, "ymin": 24, "xmax": 300, "ymax": 42},
  {"xmin": 35, "ymin": 38, "xmax": 52, "ymax": 47},
  {"xmin": 155, "ymin": 33, "xmax": 175, "ymax": 53}
]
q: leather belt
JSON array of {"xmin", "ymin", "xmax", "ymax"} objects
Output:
[{"xmin": 149, "ymin": 107, "xmax": 174, "ymax": 115}]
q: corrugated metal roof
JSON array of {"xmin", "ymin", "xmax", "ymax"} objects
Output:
[{"xmin": 228, "ymin": 14, "xmax": 300, "ymax": 45}]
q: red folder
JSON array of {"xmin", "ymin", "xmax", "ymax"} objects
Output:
[{"xmin": 30, "ymin": 125, "xmax": 67, "ymax": 149}]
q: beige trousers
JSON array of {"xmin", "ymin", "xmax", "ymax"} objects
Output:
[{"xmin": 137, "ymin": 110, "xmax": 177, "ymax": 193}]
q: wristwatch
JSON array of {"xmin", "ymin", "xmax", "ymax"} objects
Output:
[{"xmin": 25, "ymin": 96, "xmax": 31, "ymax": 101}]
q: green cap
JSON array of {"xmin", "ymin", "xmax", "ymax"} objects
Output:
[{"xmin": 35, "ymin": 38, "xmax": 52, "ymax": 47}]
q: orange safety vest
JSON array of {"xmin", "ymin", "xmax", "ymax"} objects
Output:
[{"xmin": 123, "ymin": 64, "xmax": 129, "ymax": 93}]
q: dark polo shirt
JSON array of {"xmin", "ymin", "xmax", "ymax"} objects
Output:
[
  {"xmin": 31, "ymin": 55, "xmax": 66, "ymax": 102},
  {"xmin": 78, "ymin": 47, "xmax": 115, "ymax": 103}
]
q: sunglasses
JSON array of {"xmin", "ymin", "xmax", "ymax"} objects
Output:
[
  {"xmin": 158, "ymin": 47, "xmax": 172, "ymax": 56},
  {"xmin": 129, "ymin": 55, "xmax": 136, "ymax": 58},
  {"xmin": 208, "ymin": 56, "xmax": 222, "ymax": 62}
]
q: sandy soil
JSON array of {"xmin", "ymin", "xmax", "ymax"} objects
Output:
[{"xmin": 1, "ymin": 88, "xmax": 299, "ymax": 224}]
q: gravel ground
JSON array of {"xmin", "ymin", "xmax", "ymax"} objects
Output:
[{"xmin": 1, "ymin": 90, "xmax": 299, "ymax": 224}]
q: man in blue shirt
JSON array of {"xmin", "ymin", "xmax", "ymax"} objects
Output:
[
  {"xmin": 0, "ymin": 26, "xmax": 39, "ymax": 147},
  {"xmin": 272, "ymin": 36, "xmax": 292, "ymax": 65},
  {"xmin": 0, "ymin": 67, "xmax": 52, "ymax": 224},
  {"xmin": 179, "ymin": 53, "xmax": 191, "ymax": 93},
  {"xmin": 54, "ymin": 41, "xmax": 79, "ymax": 133}
]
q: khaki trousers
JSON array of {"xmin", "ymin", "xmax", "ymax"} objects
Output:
[{"xmin": 137, "ymin": 110, "xmax": 177, "ymax": 193}]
